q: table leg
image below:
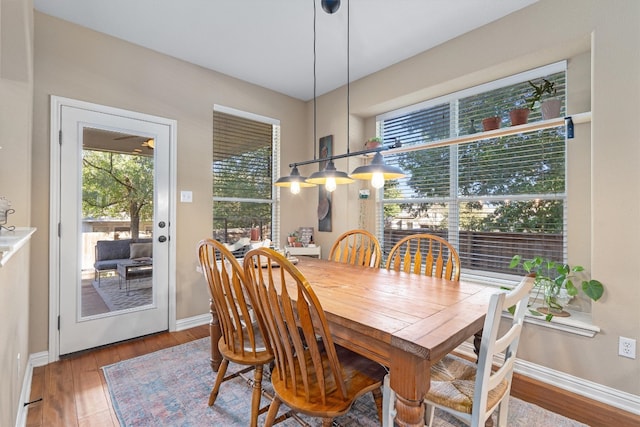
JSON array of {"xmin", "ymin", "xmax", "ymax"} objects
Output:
[
  {"xmin": 209, "ymin": 298, "xmax": 223, "ymax": 371},
  {"xmin": 390, "ymin": 348, "xmax": 429, "ymax": 427}
]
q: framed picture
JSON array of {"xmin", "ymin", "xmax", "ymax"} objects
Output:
[{"xmin": 318, "ymin": 135, "xmax": 332, "ymax": 232}]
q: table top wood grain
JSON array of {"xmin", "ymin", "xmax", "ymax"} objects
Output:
[{"xmin": 292, "ymin": 257, "xmax": 495, "ymax": 426}]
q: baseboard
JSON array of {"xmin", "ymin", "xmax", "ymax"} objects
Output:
[
  {"xmin": 15, "ymin": 351, "xmax": 47, "ymax": 427},
  {"xmin": 175, "ymin": 313, "xmax": 209, "ymax": 331},
  {"xmin": 457, "ymin": 342, "xmax": 640, "ymax": 416}
]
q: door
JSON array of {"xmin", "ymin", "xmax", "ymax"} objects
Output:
[{"xmin": 54, "ymin": 99, "xmax": 175, "ymax": 355}]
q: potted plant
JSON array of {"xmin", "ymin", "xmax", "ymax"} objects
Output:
[
  {"xmin": 509, "ymin": 103, "xmax": 530, "ymax": 126},
  {"xmin": 509, "ymin": 255, "xmax": 604, "ymax": 321},
  {"xmin": 364, "ymin": 137, "xmax": 382, "ymax": 149},
  {"xmin": 287, "ymin": 231, "xmax": 299, "ymax": 246},
  {"xmin": 481, "ymin": 107, "xmax": 501, "ymax": 131},
  {"xmin": 527, "ymin": 78, "xmax": 561, "ymax": 120}
]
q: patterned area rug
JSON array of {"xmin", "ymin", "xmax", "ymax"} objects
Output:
[
  {"xmin": 103, "ymin": 338, "xmax": 588, "ymax": 427},
  {"xmin": 92, "ymin": 276, "xmax": 152, "ymax": 311}
]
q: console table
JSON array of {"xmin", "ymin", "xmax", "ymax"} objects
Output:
[{"xmin": 285, "ymin": 245, "xmax": 322, "ymax": 259}]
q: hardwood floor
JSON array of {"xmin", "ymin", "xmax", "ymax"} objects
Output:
[{"xmin": 25, "ymin": 325, "xmax": 640, "ymax": 427}]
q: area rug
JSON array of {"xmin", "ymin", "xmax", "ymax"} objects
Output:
[
  {"xmin": 92, "ymin": 276, "xmax": 152, "ymax": 311},
  {"xmin": 103, "ymin": 338, "xmax": 588, "ymax": 427}
]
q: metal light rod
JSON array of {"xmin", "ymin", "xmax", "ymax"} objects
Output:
[{"xmin": 288, "ymin": 140, "xmax": 401, "ymax": 168}]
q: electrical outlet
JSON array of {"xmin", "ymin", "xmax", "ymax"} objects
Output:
[{"xmin": 618, "ymin": 337, "xmax": 636, "ymax": 359}]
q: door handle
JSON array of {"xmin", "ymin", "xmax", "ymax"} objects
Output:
[
  {"xmin": 158, "ymin": 221, "xmax": 166, "ymax": 228},
  {"xmin": 158, "ymin": 235, "xmax": 167, "ymax": 243}
]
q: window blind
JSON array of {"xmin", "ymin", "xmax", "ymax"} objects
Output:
[
  {"xmin": 378, "ymin": 66, "xmax": 567, "ymax": 276},
  {"xmin": 213, "ymin": 109, "xmax": 278, "ymax": 245}
]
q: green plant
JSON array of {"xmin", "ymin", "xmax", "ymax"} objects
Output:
[
  {"xmin": 509, "ymin": 255, "xmax": 604, "ymax": 321},
  {"xmin": 288, "ymin": 231, "xmax": 298, "ymax": 238},
  {"xmin": 526, "ymin": 78, "xmax": 557, "ymax": 110},
  {"xmin": 367, "ymin": 137, "xmax": 382, "ymax": 143}
]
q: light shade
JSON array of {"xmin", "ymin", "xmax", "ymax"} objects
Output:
[
  {"xmin": 306, "ymin": 160, "xmax": 354, "ymax": 186},
  {"xmin": 350, "ymin": 152, "xmax": 406, "ymax": 184},
  {"xmin": 274, "ymin": 166, "xmax": 316, "ymax": 189}
]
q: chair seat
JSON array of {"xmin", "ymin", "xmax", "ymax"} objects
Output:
[
  {"xmin": 218, "ymin": 321, "xmax": 272, "ymax": 365},
  {"xmin": 427, "ymin": 354, "xmax": 508, "ymax": 414},
  {"xmin": 271, "ymin": 343, "xmax": 386, "ymax": 418}
]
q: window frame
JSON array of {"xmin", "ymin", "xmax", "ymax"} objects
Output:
[
  {"xmin": 212, "ymin": 105, "xmax": 280, "ymax": 248},
  {"xmin": 375, "ymin": 61, "xmax": 568, "ymax": 285}
]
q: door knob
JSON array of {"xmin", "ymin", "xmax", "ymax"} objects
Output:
[
  {"xmin": 158, "ymin": 235, "xmax": 167, "ymax": 243},
  {"xmin": 158, "ymin": 221, "xmax": 166, "ymax": 228}
]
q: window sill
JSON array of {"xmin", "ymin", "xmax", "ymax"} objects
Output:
[
  {"xmin": 499, "ymin": 309, "xmax": 599, "ymax": 337},
  {"xmin": 463, "ymin": 273, "xmax": 600, "ymax": 338}
]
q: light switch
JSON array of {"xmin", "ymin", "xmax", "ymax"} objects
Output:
[{"xmin": 180, "ymin": 191, "xmax": 193, "ymax": 203}]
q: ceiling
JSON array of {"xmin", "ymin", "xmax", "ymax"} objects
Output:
[{"xmin": 34, "ymin": 0, "xmax": 537, "ymax": 101}]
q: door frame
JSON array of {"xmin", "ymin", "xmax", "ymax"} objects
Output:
[{"xmin": 48, "ymin": 95, "xmax": 178, "ymax": 362}]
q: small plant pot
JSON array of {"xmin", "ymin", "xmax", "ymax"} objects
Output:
[
  {"xmin": 541, "ymin": 98, "xmax": 561, "ymax": 120},
  {"xmin": 509, "ymin": 108, "xmax": 530, "ymax": 126},
  {"xmin": 364, "ymin": 139, "xmax": 382, "ymax": 149},
  {"xmin": 287, "ymin": 236, "xmax": 297, "ymax": 245},
  {"xmin": 482, "ymin": 116, "xmax": 501, "ymax": 131}
]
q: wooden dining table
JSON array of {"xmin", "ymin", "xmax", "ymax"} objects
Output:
[{"xmin": 207, "ymin": 257, "xmax": 495, "ymax": 427}]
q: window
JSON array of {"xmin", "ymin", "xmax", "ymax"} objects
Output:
[
  {"xmin": 212, "ymin": 106, "xmax": 280, "ymax": 247},
  {"xmin": 377, "ymin": 63, "xmax": 567, "ymax": 279}
]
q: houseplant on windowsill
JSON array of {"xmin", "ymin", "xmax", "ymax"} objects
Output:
[
  {"xmin": 527, "ymin": 78, "xmax": 561, "ymax": 120},
  {"xmin": 509, "ymin": 255, "xmax": 604, "ymax": 321}
]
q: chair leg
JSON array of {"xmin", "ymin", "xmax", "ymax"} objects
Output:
[
  {"xmin": 321, "ymin": 419, "xmax": 333, "ymax": 427},
  {"xmin": 382, "ymin": 374, "xmax": 395, "ymax": 427},
  {"xmin": 372, "ymin": 386, "xmax": 383, "ymax": 423},
  {"xmin": 496, "ymin": 397, "xmax": 509, "ymax": 427},
  {"xmin": 424, "ymin": 403, "xmax": 436, "ymax": 427},
  {"xmin": 264, "ymin": 396, "xmax": 282, "ymax": 427},
  {"xmin": 249, "ymin": 365, "xmax": 265, "ymax": 427},
  {"xmin": 208, "ymin": 358, "xmax": 229, "ymax": 406}
]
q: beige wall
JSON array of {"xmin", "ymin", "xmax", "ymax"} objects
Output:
[
  {"xmin": 0, "ymin": 0, "xmax": 33, "ymax": 424},
  {"xmin": 31, "ymin": 12, "xmax": 310, "ymax": 350},
  {"xmin": 22, "ymin": 0, "xmax": 640, "ymax": 408},
  {"xmin": 311, "ymin": 0, "xmax": 639, "ymax": 395}
]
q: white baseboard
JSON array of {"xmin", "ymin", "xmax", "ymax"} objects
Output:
[
  {"xmin": 15, "ymin": 351, "xmax": 47, "ymax": 427},
  {"xmin": 175, "ymin": 313, "xmax": 209, "ymax": 331},
  {"xmin": 457, "ymin": 342, "xmax": 640, "ymax": 416}
]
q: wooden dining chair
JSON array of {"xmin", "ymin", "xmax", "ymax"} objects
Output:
[
  {"xmin": 329, "ymin": 229, "xmax": 382, "ymax": 268},
  {"xmin": 383, "ymin": 274, "xmax": 535, "ymax": 427},
  {"xmin": 243, "ymin": 247, "xmax": 387, "ymax": 427},
  {"xmin": 197, "ymin": 238, "xmax": 274, "ymax": 427},
  {"xmin": 385, "ymin": 233, "xmax": 461, "ymax": 280}
]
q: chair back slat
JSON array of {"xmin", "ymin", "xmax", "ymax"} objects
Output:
[
  {"xmin": 386, "ymin": 234, "xmax": 461, "ymax": 281},
  {"xmin": 244, "ymin": 248, "xmax": 348, "ymax": 405},
  {"xmin": 198, "ymin": 239, "xmax": 268, "ymax": 358},
  {"xmin": 472, "ymin": 274, "xmax": 534, "ymax": 425},
  {"xmin": 329, "ymin": 229, "xmax": 382, "ymax": 268}
]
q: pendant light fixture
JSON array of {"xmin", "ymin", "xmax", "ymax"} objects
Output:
[
  {"xmin": 274, "ymin": 165, "xmax": 315, "ymax": 194},
  {"xmin": 350, "ymin": 151, "xmax": 405, "ymax": 188},
  {"xmin": 305, "ymin": 0, "xmax": 353, "ymax": 192},
  {"xmin": 274, "ymin": 0, "xmax": 405, "ymax": 193}
]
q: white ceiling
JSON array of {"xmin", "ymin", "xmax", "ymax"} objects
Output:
[{"xmin": 33, "ymin": 0, "xmax": 537, "ymax": 101}]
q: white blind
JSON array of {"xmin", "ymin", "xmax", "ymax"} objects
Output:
[
  {"xmin": 213, "ymin": 108, "xmax": 279, "ymax": 247},
  {"xmin": 378, "ymin": 66, "xmax": 567, "ymax": 276}
]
